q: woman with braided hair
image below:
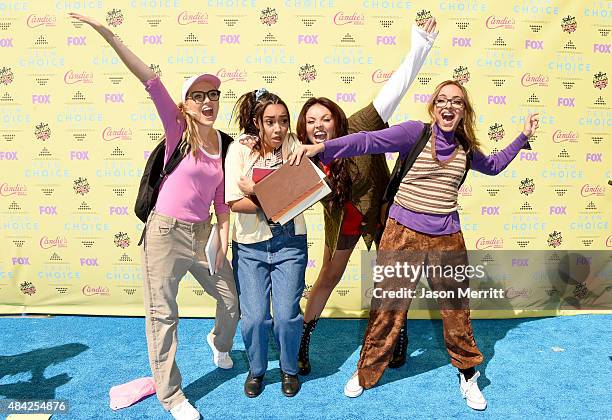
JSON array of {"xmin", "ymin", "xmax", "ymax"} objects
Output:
[{"xmin": 225, "ymin": 89, "xmax": 307, "ymax": 398}]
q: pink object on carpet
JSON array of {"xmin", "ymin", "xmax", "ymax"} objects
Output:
[{"xmin": 109, "ymin": 377, "xmax": 156, "ymax": 410}]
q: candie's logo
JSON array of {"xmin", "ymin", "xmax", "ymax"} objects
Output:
[
  {"xmin": 552, "ymin": 130, "xmax": 578, "ymax": 143},
  {"xmin": 260, "ymin": 7, "xmax": 278, "ymax": 26},
  {"xmin": 299, "ymin": 64, "xmax": 317, "ymax": 82},
  {"xmin": 505, "ymin": 288, "xmax": 529, "ymax": 298},
  {"xmin": 580, "ymin": 184, "xmax": 604, "ymax": 197},
  {"xmin": 333, "ymin": 12, "xmax": 365, "ymax": 26},
  {"xmin": 458, "ymin": 184, "xmax": 472, "ymax": 197},
  {"xmin": 519, "ymin": 178, "xmax": 535, "ymax": 195},
  {"xmin": 39, "ymin": 236, "xmax": 68, "ymax": 249},
  {"xmin": 27, "ymin": 14, "xmax": 57, "ymax": 28},
  {"xmin": 216, "ymin": 68, "xmax": 246, "ymax": 82},
  {"xmin": 64, "ymin": 70, "xmax": 93, "ymax": 84},
  {"xmin": 0, "ymin": 183, "xmax": 27, "ymax": 197},
  {"xmin": 521, "ymin": 73, "xmax": 549, "ymax": 87},
  {"xmin": 82, "ymin": 285, "xmax": 110, "ymax": 296},
  {"xmin": 371, "ymin": 69, "xmax": 393, "ymax": 84},
  {"xmin": 102, "ymin": 127, "xmax": 132, "ymax": 141},
  {"xmin": 475, "ymin": 237, "xmax": 504, "ymax": 250},
  {"xmin": 177, "ymin": 11, "xmax": 208, "ymax": 25},
  {"xmin": 561, "ymin": 15, "xmax": 577, "ymax": 34},
  {"xmin": 486, "ymin": 16, "xmax": 515, "ymax": 29},
  {"xmin": 453, "ymin": 66, "xmax": 470, "ymax": 85},
  {"xmin": 106, "ymin": 9, "xmax": 124, "ymax": 27}
]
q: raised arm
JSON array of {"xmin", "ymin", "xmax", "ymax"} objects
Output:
[
  {"xmin": 373, "ymin": 18, "xmax": 438, "ymax": 123},
  {"xmin": 472, "ymin": 114, "xmax": 539, "ymax": 175},
  {"xmin": 68, "ymin": 13, "xmax": 183, "ymax": 156},
  {"xmin": 68, "ymin": 13, "xmax": 156, "ymax": 82}
]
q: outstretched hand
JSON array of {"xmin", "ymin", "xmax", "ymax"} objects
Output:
[
  {"xmin": 68, "ymin": 12, "xmax": 104, "ymax": 30},
  {"xmin": 288, "ymin": 143, "xmax": 324, "ymax": 166},
  {"xmin": 522, "ymin": 113, "xmax": 540, "ymax": 138}
]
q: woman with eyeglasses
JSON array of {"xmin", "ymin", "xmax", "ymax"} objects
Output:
[
  {"xmin": 290, "ymin": 80, "xmax": 539, "ymax": 410},
  {"xmin": 70, "ymin": 13, "xmax": 239, "ymax": 420}
]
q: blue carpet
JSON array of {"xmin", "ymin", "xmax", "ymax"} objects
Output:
[{"xmin": 0, "ymin": 315, "xmax": 610, "ymax": 419}]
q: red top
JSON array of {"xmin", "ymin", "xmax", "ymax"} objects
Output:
[{"xmin": 322, "ymin": 163, "xmax": 363, "ymax": 236}]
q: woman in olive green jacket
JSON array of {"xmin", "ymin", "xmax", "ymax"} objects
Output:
[{"xmin": 295, "ymin": 18, "xmax": 438, "ymax": 375}]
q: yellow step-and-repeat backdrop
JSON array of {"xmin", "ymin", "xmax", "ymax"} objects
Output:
[{"xmin": 0, "ymin": 0, "xmax": 610, "ymax": 318}]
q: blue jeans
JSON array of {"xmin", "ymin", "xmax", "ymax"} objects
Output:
[{"xmin": 232, "ymin": 220, "xmax": 307, "ymax": 377}]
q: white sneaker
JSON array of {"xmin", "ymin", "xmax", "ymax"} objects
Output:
[
  {"xmin": 207, "ymin": 332, "xmax": 233, "ymax": 369},
  {"xmin": 460, "ymin": 371, "xmax": 487, "ymax": 410},
  {"xmin": 170, "ymin": 399, "xmax": 200, "ymax": 420},
  {"xmin": 343, "ymin": 371, "xmax": 364, "ymax": 398}
]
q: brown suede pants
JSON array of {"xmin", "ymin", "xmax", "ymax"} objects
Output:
[{"xmin": 358, "ymin": 218, "xmax": 483, "ymax": 388}]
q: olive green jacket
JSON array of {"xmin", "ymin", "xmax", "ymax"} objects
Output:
[{"xmin": 321, "ymin": 102, "xmax": 391, "ymax": 256}]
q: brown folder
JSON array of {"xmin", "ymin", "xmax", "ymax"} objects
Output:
[{"xmin": 253, "ymin": 158, "xmax": 330, "ymax": 223}]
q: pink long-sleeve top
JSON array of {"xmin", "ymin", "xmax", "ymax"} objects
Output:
[{"xmin": 144, "ymin": 76, "xmax": 229, "ymax": 222}]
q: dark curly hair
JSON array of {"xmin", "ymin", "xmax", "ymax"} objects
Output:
[
  {"xmin": 233, "ymin": 90, "xmax": 291, "ymax": 155},
  {"xmin": 296, "ymin": 97, "xmax": 357, "ymax": 209}
]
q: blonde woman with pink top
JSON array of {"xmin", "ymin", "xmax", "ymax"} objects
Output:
[{"xmin": 70, "ymin": 13, "xmax": 238, "ymax": 420}]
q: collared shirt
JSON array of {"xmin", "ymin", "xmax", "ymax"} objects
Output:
[{"xmin": 225, "ymin": 134, "xmax": 307, "ymax": 244}]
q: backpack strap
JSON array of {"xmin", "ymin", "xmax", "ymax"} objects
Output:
[
  {"xmin": 382, "ymin": 123, "xmax": 431, "ymax": 204},
  {"xmin": 458, "ymin": 149, "xmax": 472, "ymax": 187},
  {"xmin": 152, "ymin": 135, "xmax": 186, "ymax": 192},
  {"xmin": 454, "ymin": 131, "xmax": 473, "ymax": 187},
  {"xmin": 218, "ymin": 130, "xmax": 234, "ymax": 170}
]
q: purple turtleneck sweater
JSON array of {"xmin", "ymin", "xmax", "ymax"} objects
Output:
[{"xmin": 320, "ymin": 121, "xmax": 528, "ymax": 235}]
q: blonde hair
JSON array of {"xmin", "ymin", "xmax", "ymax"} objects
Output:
[
  {"xmin": 427, "ymin": 80, "xmax": 482, "ymax": 154},
  {"xmin": 178, "ymin": 102, "xmax": 203, "ymax": 158}
]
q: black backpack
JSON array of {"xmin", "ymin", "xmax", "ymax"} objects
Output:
[
  {"xmin": 134, "ymin": 130, "xmax": 234, "ymax": 225},
  {"xmin": 380, "ymin": 123, "xmax": 473, "ymax": 221}
]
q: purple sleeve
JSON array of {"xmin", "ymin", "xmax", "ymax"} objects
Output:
[
  {"xmin": 472, "ymin": 132, "xmax": 528, "ymax": 175},
  {"xmin": 143, "ymin": 76, "xmax": 186, "ymax": 162},
  {"xmin": 320, "ymin": 120, "xmax": 425, "ymax": 165},
  {"xmin": 214, "ymin": 175, "xmax": 230, "ymax": 215}
]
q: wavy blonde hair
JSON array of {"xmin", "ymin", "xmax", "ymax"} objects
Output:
[
  {"xmin": 177, "ymin": 102, "xmax": 206, "ymax": 158},
  {"xmin": 427, "ymin": 80, "xmax": 482, "ymax": 154}
]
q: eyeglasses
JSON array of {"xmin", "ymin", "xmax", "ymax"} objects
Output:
[
  {"xmin": 434, "ymin": 97, "xmax": 465, "ymax": 109},
  {"xmin": 187, "ymin": 90, "xmax": 221, "ymax": 103}
]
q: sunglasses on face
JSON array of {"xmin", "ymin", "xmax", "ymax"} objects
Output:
[
  {"xmin": 187, "ymin": 90, "xmax": 221, "ymax": 103},
  {"xmin": 434, "ymin": 97, "xmax": 465, "ymax": 109}
]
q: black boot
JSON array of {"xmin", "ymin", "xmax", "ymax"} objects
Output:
[
  {"xmin": 298, "ymin": 318, "xmax": 318, "ymax": 375},
  {"xmin": 389, "ymin": 318, "xmax": 408, "ymax": 369}
]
